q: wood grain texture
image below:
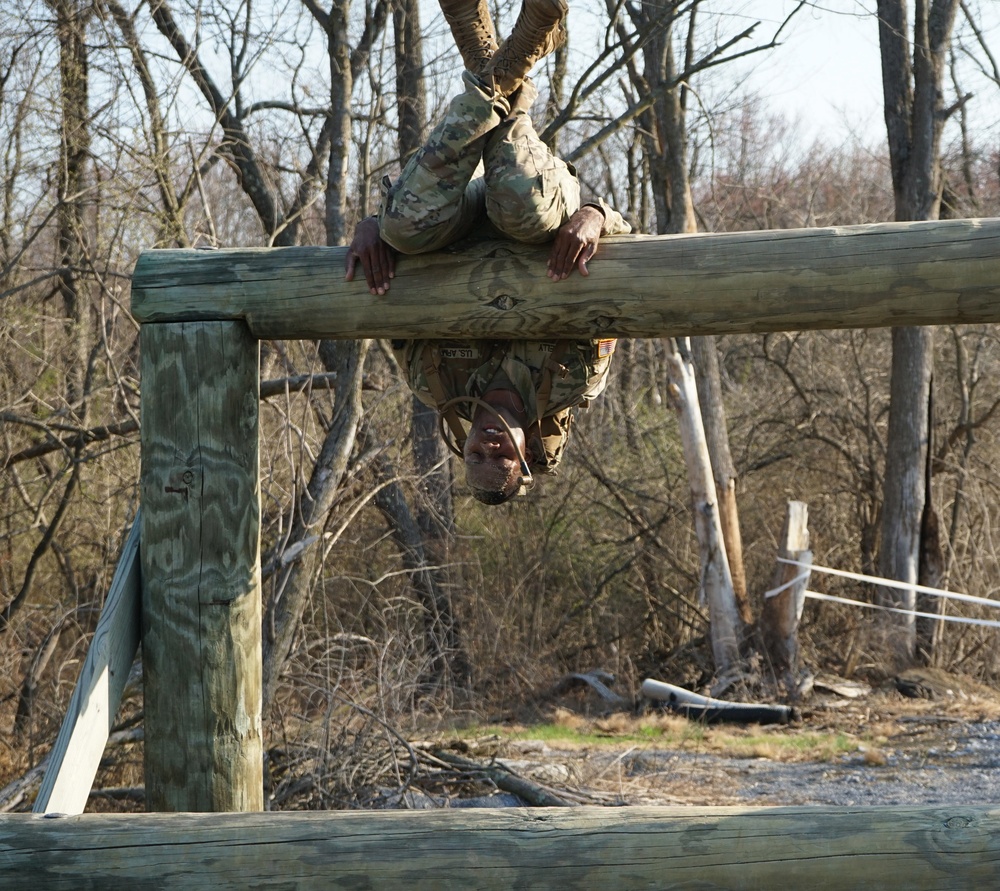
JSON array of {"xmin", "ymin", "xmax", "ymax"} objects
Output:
[
  {"xmin": 140, "ymin": 321, "xmax": 262, "ymax": 812},
  {"xmin": 130, "ymin": 218, "xmax": 1000, "ymax": 339},
  {"xmin": 33, "ymin": 516, "xmax": 141, "ymax": 816},
  {"xmin": 2, "ymin": 806, "xmax": 998, "ymax": 889}
]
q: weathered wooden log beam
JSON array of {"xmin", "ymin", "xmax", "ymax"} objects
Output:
[
  {"xmin": 3, "ymin": 806, "xmax": 997, "ymax": 889},
  {"xmin": 130, "ymin": 218, "xmax": 1000, "ymax": 339}
]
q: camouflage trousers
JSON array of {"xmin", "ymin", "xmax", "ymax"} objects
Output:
[{"xmin": 379, "ymin": 71, "xmax": 581, "ymax": 253}]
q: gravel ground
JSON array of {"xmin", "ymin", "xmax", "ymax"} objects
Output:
[
  {"xmin": 619, "ymin": 720, "xmax": 1000, "ymax": 807},
  {"xmin": 740, "ymin": 720, "xmax": 1000, "ymax": 806},
  {"xmin": 489, "ymin": 684, "xmax": 1000, "ymax": 809}
]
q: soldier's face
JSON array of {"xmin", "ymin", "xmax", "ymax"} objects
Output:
[{"xmin": 463, "ymin": 402, "xmax": 527, "ymax": 497}]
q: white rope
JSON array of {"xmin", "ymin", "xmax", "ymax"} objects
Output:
[
  {"xmin": 762, "ymin": 569, "xmax": 812, "ymax": 600},
  {"xmin": 778, "ymin": 557, "xmax": 1000, "ymax": 611},
  {"xmin": 801, "ymin": 589, "xmax": 1000, "ymax": 629}
]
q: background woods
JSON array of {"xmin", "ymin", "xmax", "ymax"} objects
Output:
[{"xmin": 2, "ymin": 0, "xmax": 1000, "ymax": 809}]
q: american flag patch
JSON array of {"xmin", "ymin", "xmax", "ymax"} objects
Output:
[{"xmin": 598, "ymin": 339, "xmax": 617, "ymax": 358}]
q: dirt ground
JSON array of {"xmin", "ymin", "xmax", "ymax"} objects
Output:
[
  {"xmin": 29, "ymin": 668, "xmax": 997, "ymax": 813},
  {"xmin": 438, "ymin": 670, "xmax": 1000, "ymax": 810}
]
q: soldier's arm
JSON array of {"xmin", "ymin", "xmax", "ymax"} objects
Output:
[
  {"xmin": 586, "ymin": 198, "xmax": 632, "ymax": 237},
  {"xmin": 345, "ymin": 215, "xmax": 396, "ymax": 295},
  {"xmin": 546, "ymin": 205, "xmax": 606, "ymax": 281}
]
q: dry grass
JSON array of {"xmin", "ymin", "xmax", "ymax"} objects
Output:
[{"xmin": 407, "ymin": 669, "xmax": 1000, "ymax": 807}]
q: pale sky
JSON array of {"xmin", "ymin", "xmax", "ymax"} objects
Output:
[
  {"xmin": 542, "ymin": 0, "xmax": 1000, "ymax": 152},
  {"xmin": 737, "ymin": 0, "xmax": 1000, "ymax": 146},
  {"xmin": 421, "ymin": 0, "xmax": 1000, "ymax": 150}
]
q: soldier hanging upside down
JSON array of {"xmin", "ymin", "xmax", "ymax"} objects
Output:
[{"xmin": 345, "ymin": 0, "xmax": 631, "ymax": 505}]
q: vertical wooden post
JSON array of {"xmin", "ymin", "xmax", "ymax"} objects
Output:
[
  {"xmin": 762, "ymin": 501, "xmax": 811, "ymax": 695},
  {"xmin": 140, "ymin": 320, "xmax": 262, "ymax": 812}
]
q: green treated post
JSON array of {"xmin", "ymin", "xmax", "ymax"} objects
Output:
[{"xmin": 140, "ymin": 320, "xmax": 263, "ymax": 812}]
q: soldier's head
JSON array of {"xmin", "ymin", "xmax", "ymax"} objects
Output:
[{"xmin": 463, "ymin": 392, "xmax": 531, "ymax": 505}]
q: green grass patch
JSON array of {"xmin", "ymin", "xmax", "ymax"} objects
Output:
[{"xmin": 449, "ymin": 719, "xmax": 861, "ymax": 763}]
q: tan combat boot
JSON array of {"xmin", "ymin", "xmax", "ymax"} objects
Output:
[
  {"xmin": 487, "ymin": 0, "xmax": 568, "ymax": 97},
  {"xmin": 439, "ymin": 0, "xmax": 499, "ymax": 74}
]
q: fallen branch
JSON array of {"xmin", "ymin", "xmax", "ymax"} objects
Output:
[
  {"xmin": 550, "ymin": 670, "xmax": 630, "ymax": 708},
  {"xmin": 641, "ymin": 678, "xmax": 792, "ymax": 725},
  {"xmin": 427, "ymin": 750, "xmax": 576, "ymax": 807},
  {"xmin": 0, "ymin": 762, "xmax": 46, "ymax": 813}
]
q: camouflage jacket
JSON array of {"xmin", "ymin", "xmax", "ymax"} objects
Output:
[{"xmin": 393, "ymin": 338, "xmax": 617, "ymax": 473}]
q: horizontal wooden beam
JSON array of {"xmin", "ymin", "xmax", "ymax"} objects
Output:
[
  {"xmin": 4, "ymin": 806, "xmax": 997, "ymax": 889},
  {"xmin": 130, "ymin": 217, "xmax": 1000, "ymax": 340}
]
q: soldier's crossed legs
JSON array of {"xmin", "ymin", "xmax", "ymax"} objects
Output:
[{"xmin": 378, "ymin": 72, "xmax": 581, "ymax": 255}]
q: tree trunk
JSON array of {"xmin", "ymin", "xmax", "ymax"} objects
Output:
[
  {"xmin": 52, "ymin": 0, "xmax": 92, "ymax": 415},
  {"xmin": 622, "ymin": 3, "xmax": 745, "ymax": 671},
  {"xmin": 388, "ymin": 0, "xmax": 467, "ymax": 683},
  {"xmin": 877, "ymin": 326, "xmax": 933, "ymax": 665},
  {"xmin": 916, "ymin": 380, "xmax": 945, "ymax": 664},
  {"xmin": 665, "ymin": 338, "xmax": 742, "ymax": 677},
  {"xmin": 261, "ymin": 339, "xmax": 369, "ymax": 707},
  {"xmin": 617, "ymin": 339, "xmax": 642, "ymax": 452},
  {"xmin": 409, "ymin": 399, "xmax": 467, "ymax": 681},
  {"xmin": 13, "ymin": 624, "xmax": 64, "ymax": 740},
  {"xmin": 392, "ymin": 0, "xmax": 426, "ymax": 162},
  {"xmin": 691, "ymin": 335, "xmax": 750, "ymax": 625},
  {"xmin": 372, "ymin": 454, "xmax": 468, "ymax": 687},
  {"xmin": 875, "ymin": 0, "xmax": 959, "ymax": 667},
  {"xmin": 324, "ymin": 1, "xmax": 353, "ymax": 246}
]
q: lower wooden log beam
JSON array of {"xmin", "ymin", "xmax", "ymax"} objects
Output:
[{"xmin": 2, "ymin": 806, "xmax": 997, "ymax": 889}]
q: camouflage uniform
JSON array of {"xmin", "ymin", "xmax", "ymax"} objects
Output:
[
  {"xmin": 378, "ymin": 70, "xmax": 630, "ymax": 252},
  {"xmin": 380, "ymin": 71, "xmax": 631, "ymax": 473},
  {"xmin": 392, "ymin": 338, "xmax": 619, "ymax": 472}
]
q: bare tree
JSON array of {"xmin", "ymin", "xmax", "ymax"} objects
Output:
[
  {"xmin": 593, "ymin": 0, "xmax": 805, "ymax": 672},
  {"xmin": 875, "ymin": 0, "xmax": 960, "ymax": 666},
  {"xmin": 141, "ymin": 0, "xmax": 391, "ymax": 706},
  {"xmin": 50, "ymin": 0, "xmax": 92, "ymax": 413},
  {"xmin": 262, "ymin": 339, "xmax": 370, "ymax": 704},
  {"xmin": 1, "ymin": 1, "xmax": 98, "ymax": 635},
  {"xmin": 0, "ymin": 1, "xmax": 149, "ymax": 764},
  {"xmin": 95, "ymin": 0, "xmax": 191, "ymax": 247},
  {"xmin": 386, "ymin": 0, "xmax": 469, "ymax": 684}
]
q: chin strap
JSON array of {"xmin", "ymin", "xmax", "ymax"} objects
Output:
[{"xmin": 437, "ymin": 395, "xmax": 534, "ymax": 492}]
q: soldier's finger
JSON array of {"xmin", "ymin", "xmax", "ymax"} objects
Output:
[
  {"xmin": 549, "ymin": 238, "xmax": 572, "ymax": 279},
  {"xmin": 378, "ymin": 247, "xmax": 396, "ymax": 283},
  {"xmin": 363, "ymin": 254, "xmax": 382, "ymax": 293},
  {"xmin": 561, "ymin": 239, "xmax": 587, "ymax": 278}
]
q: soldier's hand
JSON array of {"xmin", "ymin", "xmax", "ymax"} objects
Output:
[
  {"xmin": 547, "ymin": 205, "xmax": 605, "ymax": 281},
  {"xmin": 345, "ymin": 216, "xmax": 396, "ymax": 295}
]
